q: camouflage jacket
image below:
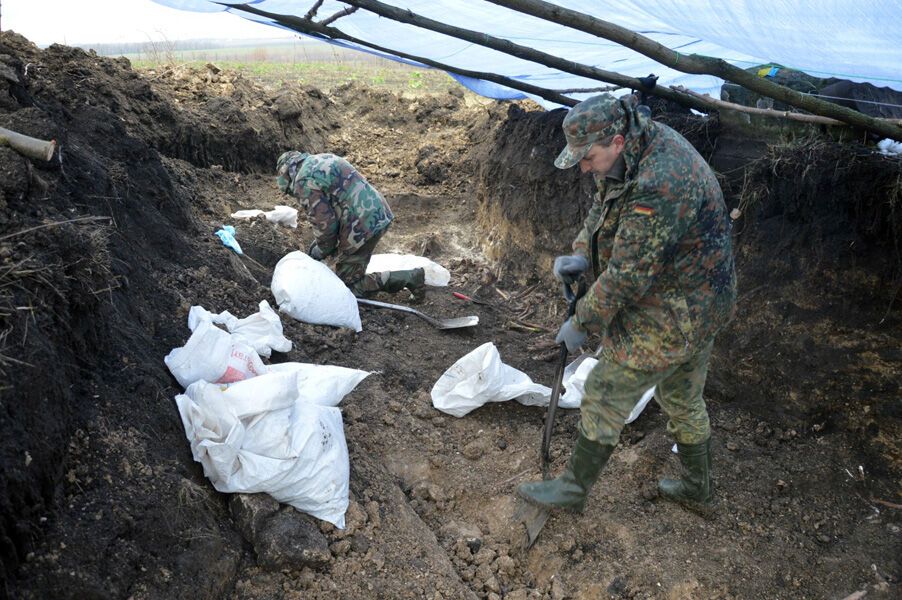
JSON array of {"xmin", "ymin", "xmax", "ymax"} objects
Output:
[
  {"xmin": 288, "ymin": 154, "xmax": 394, "ymax": 256},
  {"xmin": 572, "ymin": 121, "xmax": 737, "ymax": 371}
]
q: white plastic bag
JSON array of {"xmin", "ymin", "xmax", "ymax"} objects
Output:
[
  {"xmin": 231, "ymin": 205, "xmax": 299, "ymax": 228},
  {"xmin": 188, "ymin": 300, "xmax": 292, "ymax": 358},
  {"xmin": 431, "ymin": 346, "xmax": 656, "ymax": 423},
  {"xmin": 431, "ymin": 343, "xmax": 551, "ymax": 417},
  {"xmin": 366, "ymin": 253, "xmax": 451, "ymax": 287},
  {"xmin": 175, "ymin": 370, "xmax": 350, "ymax": 527},
  {"xmin": 164, "ymin": 320, "xmax": 267, "ymax": 389},
  {"xmin": 268, "ymin": 362, "xmax": 372, "ymax": 407},
  {"xmin": 271, "ymin": 251, "xmax": 362, "ymax": 332},
  {"xmin": 560, "ymin": 355, "xmax": 656, "ymax": 424}
]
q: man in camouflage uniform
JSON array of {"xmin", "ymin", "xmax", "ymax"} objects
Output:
[
  {"xmin": 517, "ymin": 94, "xmax": 736, "ymax": 512},
  {"xmin": 276, "ymin": 151, "xmax": 425, "ymax": 297}
]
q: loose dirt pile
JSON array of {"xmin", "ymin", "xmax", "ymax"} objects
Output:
[{"xmin": 1, "ymin": 32, "xmax": 899, "ymax": 600}]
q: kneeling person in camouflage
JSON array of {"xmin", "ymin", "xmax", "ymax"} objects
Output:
[
  {"xmin": 276, "ymin": 151, "xmax": 425, "ymax": 297},
  {"xmin": 517, "ymin": 94, "xmax": 737, "ymax": 512}
]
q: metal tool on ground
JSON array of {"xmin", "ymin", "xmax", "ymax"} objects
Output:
[
  {"xmin": 516, "ymin": 277, "xmax": 587, "ymax": 550},
  {"xmin": 356, "ymin": 298, "xmax": 479, "ymax": 330},
  {"xmin": 451, "ymin": 291, "xmax": 492, "ymax": 306}
]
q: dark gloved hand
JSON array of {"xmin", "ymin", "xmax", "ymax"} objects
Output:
[
  {"xmin": 308, "ymin": 241, "xmax": 324, "ymax": 261},
  {"xmin": 553, "ymin": 254, "xmax": 589, "ymax": 284},
  {"xmin": 555, "ymin": 318, "xmax": 587, "ymax": 353}
]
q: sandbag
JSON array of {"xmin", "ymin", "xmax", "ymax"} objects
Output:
[
  {"xmin": 431, "ymin": 345, "xmax": 655, "ymax": 423},
  {"xmin": 268, "ymin": 362, "xmax": 372, "ymax": 407},
  {"xmin": 175, "ymin": 370, "xmax": 352, "ymax": 528},
  {"xmin": 188, "ymin": 300, "xmax": 292, "ymax": 358},
  {"xmin": 366, "ymin": 253, "xmax": 451, "ymax": 287},
  {"xmin": 164, "ymin": 319, "xmax": 266, "ymax": 389},
  {"xmin": 271, "ymin": 251, "xmax": 362, "ymax": 332},
  {"xmin": 231, "ymin": 205, "xmax": 299, "ymax": 228},
  {"xmin": 431, "ymin": 342, "xmax": 550, "ymax": 417},
  {"xmin": 561, "ymin": 355, "xmax": 656, "ymax": 423}
]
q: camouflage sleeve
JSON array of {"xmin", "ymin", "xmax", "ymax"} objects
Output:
[
  {"xmin": 293, "ymin": 177, "xmax": 340, "ymax": 256},
  {"xmin": 572, "ymin": 190, "xmax": 605, "ymax": 257},
  {"xmin": 574, "ymin": 190, "xmax": 697, "ymax": 333}
]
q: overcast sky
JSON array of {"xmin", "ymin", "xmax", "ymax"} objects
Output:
[{"xmin": 2, "ymin": 0, "xmax": 293, "ymax": 46}]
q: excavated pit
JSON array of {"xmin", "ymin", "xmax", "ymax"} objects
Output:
[{"xmin": 1, "ymin": 33, "xmax": 899, "ymax": 600}]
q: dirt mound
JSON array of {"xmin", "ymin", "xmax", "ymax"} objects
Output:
[{"xmin": 1, "ymin": 31, "xmax": 899, "ymax": 600}]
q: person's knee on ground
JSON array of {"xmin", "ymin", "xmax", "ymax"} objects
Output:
[
  {"xmin": 379, "ymin": 267, "xmax": 426, "ymax": 294},
  {"xmin": 346, "ymin": 267, "xmax": 426, "ymax": 297}
]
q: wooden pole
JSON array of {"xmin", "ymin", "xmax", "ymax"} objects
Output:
[
  {"xmin": 338, "ymin": 0, "xmax": 712, "ymax": 112},
  {"xmin": 0, "ymin": 127, "xmax": 56, "ymax": 161},
  {"xmin": 484, "ymin": 0, "xmax": 902, "ymax": 140},
  {"xmin": 227, "ymin": 3, "xmax": 579, "ymax": 106}
]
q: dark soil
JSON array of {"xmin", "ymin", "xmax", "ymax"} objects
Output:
[{"xmin": 1, "ymin": 32, "xmax": 899, "ymax": 600}]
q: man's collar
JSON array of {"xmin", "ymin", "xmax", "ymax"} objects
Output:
[{"xmin": 605, "ymin": 154, "xmax": 626, "ymax": 183}]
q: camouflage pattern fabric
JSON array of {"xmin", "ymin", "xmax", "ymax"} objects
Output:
[
  {"xmin": 564, "ymin": 94, "xmax": 737, "ymax": 371},
  {"xmin": 555, "ymin": 94, "xmax": 637, "ymax": 168},
  {"xmin": 276, "ymin": 151, "xmax": 394, "ymax": 256},
  {"xmin": 580, "ymin": 340, "xmax": 714, "ymax": 446},
  {"xmin": 334, "ymin": 233, "xmax": 389, "ymax": 296}
]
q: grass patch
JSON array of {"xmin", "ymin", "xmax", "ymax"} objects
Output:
[{"xmin": 125, "ymin": 42, "xmax": 459, "ymax": 94}]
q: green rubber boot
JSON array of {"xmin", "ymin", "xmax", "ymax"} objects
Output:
[
  {"xmin": 658, "ymin": 438, "xmax": 713, "ymax": 505},
  {"xmin": 380, "ymin": 267, "xmax": 426, "ymax": 293},
  {"xmin": 516, "ymin": 434, "xmax": 614, "ymax": 513}
]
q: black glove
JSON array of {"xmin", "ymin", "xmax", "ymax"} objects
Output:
[
  {"xmin": 555, "ymin": 317, "xmax": 587, "ymax": 353},
  {"xmin": 308, "ymin": 241, "xmax": 324, "ymax": 261},
  {"xmin": 553, "ymin": 254, "xmax": 589, "ymax": 284}
]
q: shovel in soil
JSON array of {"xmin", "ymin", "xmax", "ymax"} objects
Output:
[
  {"xmin": 356, "ymin": 298, "xmax": 479, "ymax": 330},
  {"xmin": 514, "ymin": 278, "xmax": 587, "ymax": 550}
]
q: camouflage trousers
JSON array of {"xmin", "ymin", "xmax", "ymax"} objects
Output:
[
  {"xmin": 334, "ymin": 231, "xmax": 388, "ymax": 296},
  {"xmin": 580, "ymin": 339, "xmax": 715, "ymax": 446}
]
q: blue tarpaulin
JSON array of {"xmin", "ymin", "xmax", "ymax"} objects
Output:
[{"xmin": 152, "ymin": 1, "xmax": 902, "ymax": 107}]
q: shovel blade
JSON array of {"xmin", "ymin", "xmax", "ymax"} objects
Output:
[
  {"xmin": 435, "ymin": 315, "xmax": 480, "ymax": 329},
  {"xmin": 357, "ymin": 298, "xmax": 478, "ymax": 330},
  {"xmin": 513, "ymin": 501, "xmax": 550, "ymax": 550}
]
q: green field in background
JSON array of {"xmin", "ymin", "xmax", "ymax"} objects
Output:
[{"xmin": 124, "ymin": 41, "xmax": 460, "ymax": 93}]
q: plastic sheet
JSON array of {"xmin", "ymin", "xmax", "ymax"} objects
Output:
[{"xmin": 153, "ymin": 1, "xmax": 902, "ymax": 108}]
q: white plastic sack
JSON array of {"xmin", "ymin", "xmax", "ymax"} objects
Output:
[
  {"xmin": 366, "ymin": 253, "xmax": 451, "ymax": 287},
  {"xmin": 561, "ymin": 355, "xmax": 656, "ymax": 424},
  {"xmin": 268, "ymin": 362, "xmax": 372, "ymax": 407},
  {"xmin": 231, "ymin": 205, "xmax": 299, "ymax": 228},
  {"xmin": 878, "ymin": 138, "xmax": 902, "ymax": 156},
  {"xmin": 431, "ymin": 342, "xmax": 551, "ymax": 417},
  {"xmin": 271, "ymin": 251, "xmax": 362, "ymax": 332},
  {"xmin": 175, "ymin": 370, "xmax": 349, "ymax": 527},
  {"xmin": 188, "ymin": 300, "xmax": 292, "ymax": 358},
  {"xmin": 164, "ymin": 320, "xmax": 267, "ymax": 389}
]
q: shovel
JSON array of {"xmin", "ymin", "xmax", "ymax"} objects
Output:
[
  {"xmin": 356, "ymin": 298, "xmax": 479, "ymax": 330},
  {"xmin": 515, "ymin": 278, "xmax": 587, "ymax": 550}
]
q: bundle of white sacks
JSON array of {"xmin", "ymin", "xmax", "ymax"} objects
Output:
[
  {"xmin": 165, "ymin": 300, "xmax": 370, "ymax": 528},
  {"xmin": 165, "ymin": 251, "xmax": 653, "ymax": 529}
]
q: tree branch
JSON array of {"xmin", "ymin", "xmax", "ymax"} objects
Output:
[
  {"xmin": 338, "ymin": 0, "xmax": 712, "ymax": 112},
  {"xmin": 673, "ymin": 86, "xmax": 845, "ymax": 125},
  {"xmin": 485, "ymin": 0, "xmax": 902, "ymax": 140},
  {"xmin": 320, "ymin": 6, "xmax": 358, "ymax": 27},
  {"xmin": 304, "ymin": 0, "xmax": 325, "ymax": 21},
  {"xmin": 226, "ymin": 3, "xmax": 578, "ymax": 106},
  {"xmin": 0, "ymin": 126, "xmax": 56, "ymax": 161}
]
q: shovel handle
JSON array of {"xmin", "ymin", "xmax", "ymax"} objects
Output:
[{"xmin": 541, "ymin": 277, "xmax": 588, "ymax": 475}]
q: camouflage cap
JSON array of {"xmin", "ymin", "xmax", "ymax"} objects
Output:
[
  {"xmin": 275, "ymin": 150, "xmax": 309, "ymax": 194},
  {"xmin": 555, "ymin": 94, "xmax": 628, "ymax": 169}
]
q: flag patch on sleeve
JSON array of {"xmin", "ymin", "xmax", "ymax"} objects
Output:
[{"xmin": 633, "ymin": 204, "xmax": 655, "ymax": 216}]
